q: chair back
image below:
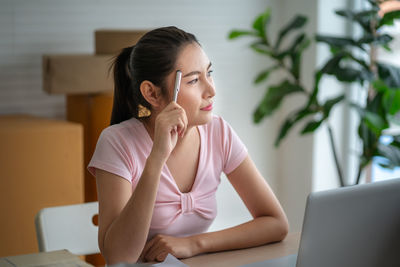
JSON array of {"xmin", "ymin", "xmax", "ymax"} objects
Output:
[{"xmin": 35, "ymin": 201, "xmax": 100, "ymax": 255}]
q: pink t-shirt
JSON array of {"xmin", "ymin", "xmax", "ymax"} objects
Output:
[{"xmin": 88, "ymin": 115, "xmax": 247, "ymax": 240}]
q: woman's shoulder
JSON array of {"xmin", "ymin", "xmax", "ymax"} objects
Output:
[{"xmin": 100, "ymin": 117, "xmax": 143, "ymax": 140}]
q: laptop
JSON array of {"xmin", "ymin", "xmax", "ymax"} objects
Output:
[{"xmin": 251, "ymin": 178, "xmax": 400, "ymax": 267}]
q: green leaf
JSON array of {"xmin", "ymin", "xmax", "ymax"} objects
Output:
[
  {"xmin": 381, "ymin": 43, "xmax": 392, "ymax": 52},
  {"xmin": 252, "ymin": 8, "xmax": 271, "ymax": 41},
  {"xmin": 358, "ymin": 34, "xmax": 393, "ymax": 46},
  {"xmin": 253, "ymin": 80, "xmax": 304, "ymax": 123},
  {"xmin": 275, "ymin": 15, "xmax": 307, "ymax": 49},
  {"xmin": 316, "ymin": 35, "xmax": 363, "ymax": 51},
  {"xmin": 335, "ymin": 9, "xmax": 376, "ymax": 33},
  {"xmin": 335, "ymin": 67, "xmax": 363, "ymax": 83},
  {"xmin": 334, "ymin": 67, "xmax": 372, "ymax": 84},
  {"xmin": 307, "ymin": 71, "xmax": 323, "ymax": 108},
  {"xmin": 290, "ymin": 52, "xmax": 301, "ymax": 79},
  {"xmin": 358, "ymin": 120, "xmax": 378, "ymax": 157},
  {"xmin": 297, "ymin": 35, "xmax": 311, "ymax": 52},
  {"xmin": 301, "ymin": 119, "xmax": 324, "ymax": 134},
  {"xmin": 319, "ymin": 52, "xmax": 346, "ymax": 74},
  {"xmin": 288, "ymin": 33, "xmax": 306, "ymax": 51},
  {"xmin": 250, "ymin": 42, "xmax": 274, "ymax": 56},
  {"xmin": 379, "ymin": 10, "xmax": 400, "ymax": 27},
  {"xmin": 375, "ymin": 34, "xmax": 393, "ymax": 45},
  {"xmin": 275, "ymin": 118, "xmax": 295, "ymax": 147},
  {"xmin": 366, "ymin": 93, "xmax": 389, "ymax": 129},
  {"xmin": 376, "ymin": 143, "xmax": 400, "ymax": 169},
  {"xmin": 367, "ymin": 0, "xmax": 379, "ymax": 8},
  {"xmin": 228, "ymin": 30, "xmax": 256, "ymax": 39},
  {"xmin": 275, "ymin": 33, "xmax": 310, "ymax": 61},
  {"xmin": 391, "ymin": 136, "xmax": 400, "ymax": 149},
  {"xmin": 372, "ymin": 79, "xmax": 389, "ymax": 93},
  {"xmin": 253, "ymin": 65, "xmax": 279, "ymax": 84},
  {"xmin": 383, "ymin": 89, "xmax": 400, "ymax": 115},
  {"xmin": 373, "ymin": 79, "xmax": 400, "ymax": 115},
  {"xmin": 323, "ymin": 94, "xmax": 345, "ymax": 118},
  {"xmin": 319, "ymin": 52, "xmax": 371, "ymax": 84},
  {"xmin": 377, "ymin": 63, "xmax": 400, "ymax": 88},
  {"xmin": 349, "ymin": 102, "xmax": 364, "ymax": 116},
  {"xmin": 275, "ymin": 107, "xmax": 317, "ymax": 146},
  {"xmin": 363, "ymin": 111, "xmax": 389, "ymax": 136}
]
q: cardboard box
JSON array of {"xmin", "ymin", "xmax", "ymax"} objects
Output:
[
  {"xmin": 0, "ymin": 115, "xmax": 84, "ymax": 257},
  {"xmin": 0, "ymin": 250, "xmax": 93, "ymax": 267},
  {"xmin": 66, "ymin": 93, "xmax": 113, "ymax": 203},
  {"xmin": 95, "ymin": 29, "xmax": 148, "ymax": 54},
  {"xmin": 42, "ymin": 54, "xmax": 114, "ymax": 95}
]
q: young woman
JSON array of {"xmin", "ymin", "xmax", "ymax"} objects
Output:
[{"xmin": 88, "ymin": 26, "xmax": 288, "ymax": 264}]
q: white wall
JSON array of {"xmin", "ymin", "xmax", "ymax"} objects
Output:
[
  {"xmin": 0, "ymin": 0, "xmax": 280, "ymax": 232},
  {"xmin": 272, "ymin": 0, "xmax": 319, "ymax": 233}
]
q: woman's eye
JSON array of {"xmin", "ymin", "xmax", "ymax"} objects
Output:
[
  {"xmin": 207, "ymin": 70, "xmax": 213, "ymax": 77},
  {"xmin": 188, "ymin": 78, "xmax": 198, "ymax": 85}
]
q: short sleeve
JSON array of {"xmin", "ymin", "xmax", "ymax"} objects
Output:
[
  {"xmin": 87, "ymin": 127, "xmax": 134, "ymax": 183},
  {"xmin": 219, "ymin": 117, "xmax": 248, "ymax": 174}
]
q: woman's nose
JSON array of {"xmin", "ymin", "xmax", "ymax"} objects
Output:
[{"xmin": 205, "ymin": 79, "xmax": 216, "ymax": 98}]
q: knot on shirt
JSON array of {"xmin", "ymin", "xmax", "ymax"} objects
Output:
[{"xmin": 180, "ymin": 193, "xmax": 195, "ymax": 214}]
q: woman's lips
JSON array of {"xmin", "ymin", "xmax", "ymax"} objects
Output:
[{"xmin": 201, "ymin": 103, "xmax": 213, "ymax": 111}]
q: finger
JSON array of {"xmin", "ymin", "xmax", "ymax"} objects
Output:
[
  {"xmin": 181, "ymin": 112, "xmax": 188, "ymax": 137},
  {"xmin": 145, "ymin": 241, "xmax": 165, "ymax": 262},
  {"xmin": 156, "ymin": 251, "xmax": 168, "ymax": 262},
  {"xmin": 141, "ymin": 238, "xmax": 157, "ymax": 261},
  {"xmin": 166, "ymin": 101, "xmax": 181, "ymax": 111},
  {"xmin": 166, "ymin": 111, "xmax": 185, "ymax": 135},
  {"xmin": 176, "ymin": 117, "xmax": 184, "ymax": 133},
  {"xmin": 144, "ymin": 235, "xmax": 167, "ymax": 262},
  {"xmin": 175, "ymin": 109, "xmax": 187, "ymax": 137}
]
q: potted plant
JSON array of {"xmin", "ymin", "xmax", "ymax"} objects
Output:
[{"xmin": 228, "ymin": 0, "xmax": 400, "ymax": 186}]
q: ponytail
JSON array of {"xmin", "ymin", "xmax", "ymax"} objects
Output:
[
  {"xmin": 109, "ymin": 26, "xmax": 200, "ymax": 125},
  {"xmin": 110, "ymin": 46, "xmax": 151, "ymax": 125},
  {"xmin": 110, "ymin": 46, "xmax": 134, "ymax": 125}
]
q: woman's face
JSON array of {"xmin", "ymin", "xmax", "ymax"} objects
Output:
[{"xmin": 163, "ymin": 43, "xmax": 216, "ymax": 127}]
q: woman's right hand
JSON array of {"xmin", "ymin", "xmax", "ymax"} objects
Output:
[{"xmin": 150, "ymin": 102, "xmax": 187, "ymax": 162}]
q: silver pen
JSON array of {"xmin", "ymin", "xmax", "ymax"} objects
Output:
[{"xmin": 173, "ymin": 70, "xmax": 182, "ymax": 102}]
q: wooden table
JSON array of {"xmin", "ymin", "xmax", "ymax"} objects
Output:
[
  {"xmin": 181, "ymin": 232, "xmax": 300, "ymax": 267},
  {"xmin": 0, "ymin": 233, "xmax": 300, "ymax": 267}
]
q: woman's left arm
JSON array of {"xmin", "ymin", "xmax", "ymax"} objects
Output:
[
  {"xmin": 141, "ymin": 155, "xmax": 289, "ymax": 261},
  {"xmin": 193, "ymin": 155, "xmax": 289, "ymax": 253}
]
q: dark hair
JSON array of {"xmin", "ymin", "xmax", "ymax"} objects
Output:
[{"xmin": 110, "ymin": 26, "xmax": 199, "ymax": 125}]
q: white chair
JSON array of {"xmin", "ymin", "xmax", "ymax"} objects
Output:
[{"xmin": 35, "ymin": 201, "xmax": 100, "ymax": 255}]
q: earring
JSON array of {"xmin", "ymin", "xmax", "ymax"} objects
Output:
[{"xmin": 138, "ymin": 104, "xmax": 151, "ymax": 118}]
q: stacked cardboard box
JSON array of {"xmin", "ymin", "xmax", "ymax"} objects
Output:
[
  {"xmin": 0, "ymin": 115, "xmax": 84, "ymax": 257},
  {"xmin": 43, "ymin": 29, "xmax": 147, "ymax": 202},
  {"xmin": 42, "ymin": 29, "xmax": 147, "ymax": 265},
  {"xmin": 42, "ymin": 54, "xmax": 114, "ymax": 95},
  {"xmin": 95, "ymin": 30, "xmax": 147, "ymax": 54}
]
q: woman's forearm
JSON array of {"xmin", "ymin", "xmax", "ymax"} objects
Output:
[
  {"xmin": 102, "ymin": 154, "xmax": 166, "ymax": 264},
  {"xmin": 192, "ymin": 216, "xmax": 289, "ymax": 255}
]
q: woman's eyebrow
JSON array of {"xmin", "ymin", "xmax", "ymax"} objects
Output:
[{"xmin": 182, "ymin": 62, "xmax": 212, "ymax": 78}]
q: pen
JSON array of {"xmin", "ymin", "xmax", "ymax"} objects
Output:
[{"xmin": 173, "ymin": 70, "xmax": 182, "ymax": 102}]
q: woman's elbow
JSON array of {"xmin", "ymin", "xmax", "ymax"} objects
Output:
[
  {"xmin": 275, "ymin": 215, "xmax": 289, "ymax": 241},
  {"xmin": 263, "ymin": 214, "xmax": 289, "ymax": 243},
  {"xmin": 102, "ymin": 247, "xmax": 140, "ymax": 265},
  {"xmin": 101, "ymin": 238, "xmax": 140, "ymax": 264}
]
